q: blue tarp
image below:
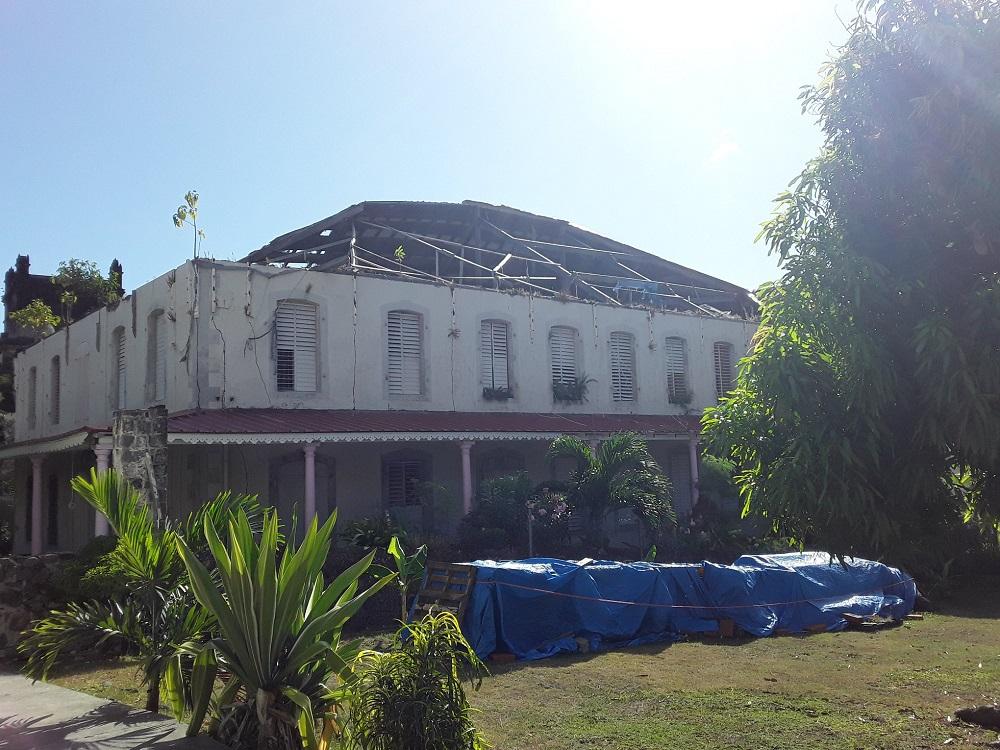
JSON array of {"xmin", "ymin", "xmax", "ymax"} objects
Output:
[{"xmin": 463, "ymin": 552, "xmax": 917, "ymax": 660}]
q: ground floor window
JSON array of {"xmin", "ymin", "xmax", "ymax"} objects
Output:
[{"xmin": 382, "ymin": 452, "xmax": 430, "ymax": 507}]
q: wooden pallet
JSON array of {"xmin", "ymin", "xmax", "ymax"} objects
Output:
[{"xmin": 412, "ymin": 561, "xmax": 478, "ymax": 622}]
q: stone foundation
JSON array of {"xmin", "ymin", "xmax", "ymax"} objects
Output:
[{"xmin": 113, "ymin": 406, "xmax": 168, "ymax": 519}]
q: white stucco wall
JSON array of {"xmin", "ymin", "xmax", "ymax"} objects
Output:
[{"xmin": 193, "ymin": 260, "xmax": 756, "ymax": 415}]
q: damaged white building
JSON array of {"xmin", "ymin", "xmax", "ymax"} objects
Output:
[{"xmin": 2, "ymin": 201, "xmax": 757, "ymax": 554}]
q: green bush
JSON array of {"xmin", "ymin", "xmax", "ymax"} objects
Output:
[
  {"xmin": 51, "ymin": 535, "xmax": 130, "ymax": 604},
  {"xmin": 457, "ymin": 473, "xmax": 533, "ymax": 556},
  {"xmin": 342, "ymin": 514, "xmax": 408, "ymax": 551},
  {"xmin": 347, "ymin": 611, "xmax": 488, "ymax": 750}
]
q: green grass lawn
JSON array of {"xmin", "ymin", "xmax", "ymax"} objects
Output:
[{"xmin": 41, "ymin": 577, "xmax": 1000, "ymax": 749}]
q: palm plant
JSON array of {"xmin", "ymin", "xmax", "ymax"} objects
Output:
[
  {"xmin": 177, "ymin": 507, "xmax": 396, "ymax": 750},
  {"xmin": 19, "ymin": 469, "xmax": 262, "ymax": 715},
  {"xmin": 547, "ymin": 432, "xmax": 676, "ymax": 547}
]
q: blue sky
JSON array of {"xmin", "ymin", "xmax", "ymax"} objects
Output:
[{"xmin": 0, "ymin": 1, "xmax": 849, "ymax": 292}]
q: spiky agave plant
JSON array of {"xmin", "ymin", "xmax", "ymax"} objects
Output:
[
  {"xmin": 19, "ymin": 469, "xmax": 264, "ymax": 715},
  {"xmin": 347, "ymin": 611, "xmax": 488, "ymax": 750},
  {"xmin": 177, "ymin": 508, "xmax": 396, "ymax": 750}
]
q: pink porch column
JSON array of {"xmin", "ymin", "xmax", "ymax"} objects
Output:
[
  {"xmin": 460, "ymin": 441, "xmax": 474, "ymax": 515},
  {"xmin": 303, "ymin": 443, "xmax": 317, "ymax": 525},
  {"xmin": 93, "ymin": 438, "xmax": 113, "ymax": 536},
  {"xmin": 30, "ymin": 455, "xmax": 43, "ymax": 555},
  {"xmin": 688, "ymin": 433, "xmax": 700, "ymax": 509}
]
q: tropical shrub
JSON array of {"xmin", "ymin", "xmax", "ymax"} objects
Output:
[
  {"xmin": 347, "ymin": 611, "xmax": 488, "ymax": 750},
  {"xmin": 387, "ymin": 535, "xmax": 427, "ymax": 622},
  {"xmin": 547, "ymin": 432, "xmax": 675, "ymax": 547},
  {"xmin": 19, "ymin": 470, "xmax": 261, "ymax": 714},
  {"xmin": 177, "ymin": 508, "xmax": 396, "ymax": 750},
  {"xmin": 457, "ymin": 473, "xmax": 534, "ymax": 555},
  {"xmin": 341, "ymin": 514, "xmax": 407, "ymax": 551}
]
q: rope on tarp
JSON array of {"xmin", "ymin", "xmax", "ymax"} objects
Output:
[{"xmin": 475, "ymin": 576, "xmax": 916, "ymax": 610}]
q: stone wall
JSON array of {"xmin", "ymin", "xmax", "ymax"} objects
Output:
[
  {"xmin": 0, "ymin": 553, "xmax": 71, "ymax": 657},
  {"xmin": 113, "ymin": 405, "xmax": 168, "ymax": 519}
]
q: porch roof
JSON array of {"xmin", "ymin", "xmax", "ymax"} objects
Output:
[{"xmin": 166, "ymin": 408, "xmax": 701, "ymax": 445}]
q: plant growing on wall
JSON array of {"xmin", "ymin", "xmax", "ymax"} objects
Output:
[
  {"xmin": 552, "ymin": 374, "xmax": 595, "ymax": 404},
  {"xmin": 481, "ymin": 385, "xmax": 514, "ymax": 401},
  {"xmin": 173, "ymin": 190, "xmax": 205, "ymax": 258}
]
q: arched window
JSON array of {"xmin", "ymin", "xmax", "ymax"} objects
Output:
[
  {"xmin": 664, "ymin": 336, "xmax": 689, "ymax": 404},
  {"xmin": 382, "ymin": 450, "xmax": 431, "ymax": 507},
  {"xmin": 27, "ymin": 366, "xmax": 37, "ymax": 429},
  {"xmin": 275, "ymin": 300, "xmax": 318, "ymax": 392},
  {"xmin": 386, "ymin": 310, "xmax": 424, "ymax": 396},
  {"xmin": 609, "ymin": 331, "xmax": 636, "ymax": 402},
  {"xmin": 479, "ymin": 319, "xmax": 510, "ymax": 391},
  {"xmin": 50, "ymin": 356, "xmax": 60, "ymax": 425},
  {"xmin": 549, "ymin": 326, "xmax": 578, "ymax": 385},
  {"xmin": 112, "ymin": 326, "xmax": 127, "ymax": 410},
  {"xmin": 713, "ymin": 341, "xmax": 735, "ymax": 401},
  {"xmin": 146, "ymin": 311, "xmax": 167, "ymax": 402}
]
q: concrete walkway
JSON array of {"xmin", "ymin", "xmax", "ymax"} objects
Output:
[{"xmin": 0, "ymin": 672, "xmax": 222, "ymax": 749}]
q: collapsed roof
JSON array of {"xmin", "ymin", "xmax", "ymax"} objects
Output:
[{"xmin": 241, "ymin": 200, "xmax": 757, "ymax": 318}]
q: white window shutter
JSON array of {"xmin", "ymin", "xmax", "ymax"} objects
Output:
[
  {"xmin": 480, "ymin": 320, "xmax": 509, "ymax": 390},
  {"xmin": 27, "ymin": 367, "xmax": 37, "ymax": 428},
  {"xmin": 664, "ymin": 336, "xmax": 689, "ymax": 403},
  {"xmin": 116, "ymin": 329, "xmax": 127, "ymax": 409},
  {"xmin": 713, "ymin": 341, "xmax": 734, "ymax": 400},
  {"xmin": 275, "ymin": 301, "xmax": 318, "ymax": 392},
  {"xmin": 387, "ymin": 311, "xmax": 423, "ymax": 396},
  {"xmin": 549, "ymin": 326, "xmax": 577, "ymax": 384},
  {"xmin": 610, "ymin": 331, "xmax": 636, "ymax": 402}
]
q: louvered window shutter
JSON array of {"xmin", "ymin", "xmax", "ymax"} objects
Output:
[
  {"xmin": 664, "ymin": 336, "xmax": 689, "ymax": 403},
  {"xmin": 479, "ymin": 320, "xmax": 509, "ymax": 390},
  {"xmin": 275, "ymin": 301, "xmax": 318, "ymax": 392},
  {"xmin": 610, "ymin": 332, "xmax": 636, "ymax": 402},
  {"xmin": 50, "ymin": 357, "xmax": 60, "ymax": 424},
  {"xmin": 115, "ymin": 328, "xmax": 127, "ymax": 409},
  {"xmin": 154, "ymin": 315, "xmax": 167, "ymax": 401},
  {"xmin": 387, "ymin": 311, "xmax": 423, "ymax": 396},
  {"xmin": 385, "ymin": 460, "xmax": 425, "ymax": 506},
  {"xmin": 549, "ymin": 326, "xmax": 578, "ymax": 384},
  {"xmin": 713, "ymin": 342, "xmax": 734, "ymax": 400}
]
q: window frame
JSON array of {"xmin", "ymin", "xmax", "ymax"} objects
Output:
[
  {"xmin": 548, "ymin": 325, "xmax": 579, "ymax": 386},
  {"xmin": 146, "ymin": 310, "xmax": 167, "ymax": 403},
  {"xmin": 386, "ymin": 310, "xmax": 425, "ymax": 398},
  {"xmin": 49, "ymin": 356, "xmax": 60, "ymax": 425},
  {"xmin": 664, "ymin": 336, "xmax": 689, "ymax": 404},
  {"xmin": 609, "ymin": 331, "xmax": 637, "ymax": 402},
  {"xmin": 274, "ymin": 299, "xmax": 319, "ymax": 393},
  {"xmin": 382, "ymin": 451, "xmax": 431, "ymax": 508},
  {"xmin": 479, "ymin": 318, "xmax": 511, "ymax": 392},
  {"xmin": 713, "ymin": 341, "xmax": 735, "ymax": 401}
]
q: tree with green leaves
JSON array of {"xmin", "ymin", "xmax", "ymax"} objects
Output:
[
  {"xmin": 703, "ymin": 0, "xmax": 1000, "ymax": 573},
  {"xmin": 19, "ymin": 469, "xmax": 262, "ymax": 715},
  {"xmin": 547, "ymin": 432, "xmax": 674, "ymax": 547}
]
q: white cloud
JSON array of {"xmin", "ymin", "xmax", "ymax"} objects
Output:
[{"xmin": 708, "ymin": 140, "xmax": 741, "ymax": 166}]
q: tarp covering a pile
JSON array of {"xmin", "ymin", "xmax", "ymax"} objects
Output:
[{"xmin": 463, "ymin": 552, "xmax": 916, "ymax": 660}]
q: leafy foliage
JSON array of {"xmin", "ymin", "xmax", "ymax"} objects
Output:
[
  {"xmin": 552, "ymin": 374, "xmax": 595, "ymax": 404},
  {"xmin": 547, "ymin": 432, "xmax": 675, "ymax": 545},
  {"xmin": 19, "ymin": 470, "xmax": 261, "ymax": 715},
  {"xmin": 177, "ymin": 508, "xmax": 396, "ymax": 750},
  {"xmin": 387, "ymin": 535, "xmax": 428, "ymax": 622},
  {"xmin": 347, "ymin": 611, "xmax": 488, "ymax": 750},
  {"xmin": 703, "ymin": 0, "xmax": 1000, "ymax": 570},
  {"xmin": 9, "ymin": 299, "xmax": 60, "ymax": 333},
  {"xmin": 341, "ymin": 514, "xmax": 407, "ymax": 551}
]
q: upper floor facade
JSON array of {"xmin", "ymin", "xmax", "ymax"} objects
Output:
[{"xmin": 13, "ymin": 258, "xmax": 756, "ymax": 442}]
